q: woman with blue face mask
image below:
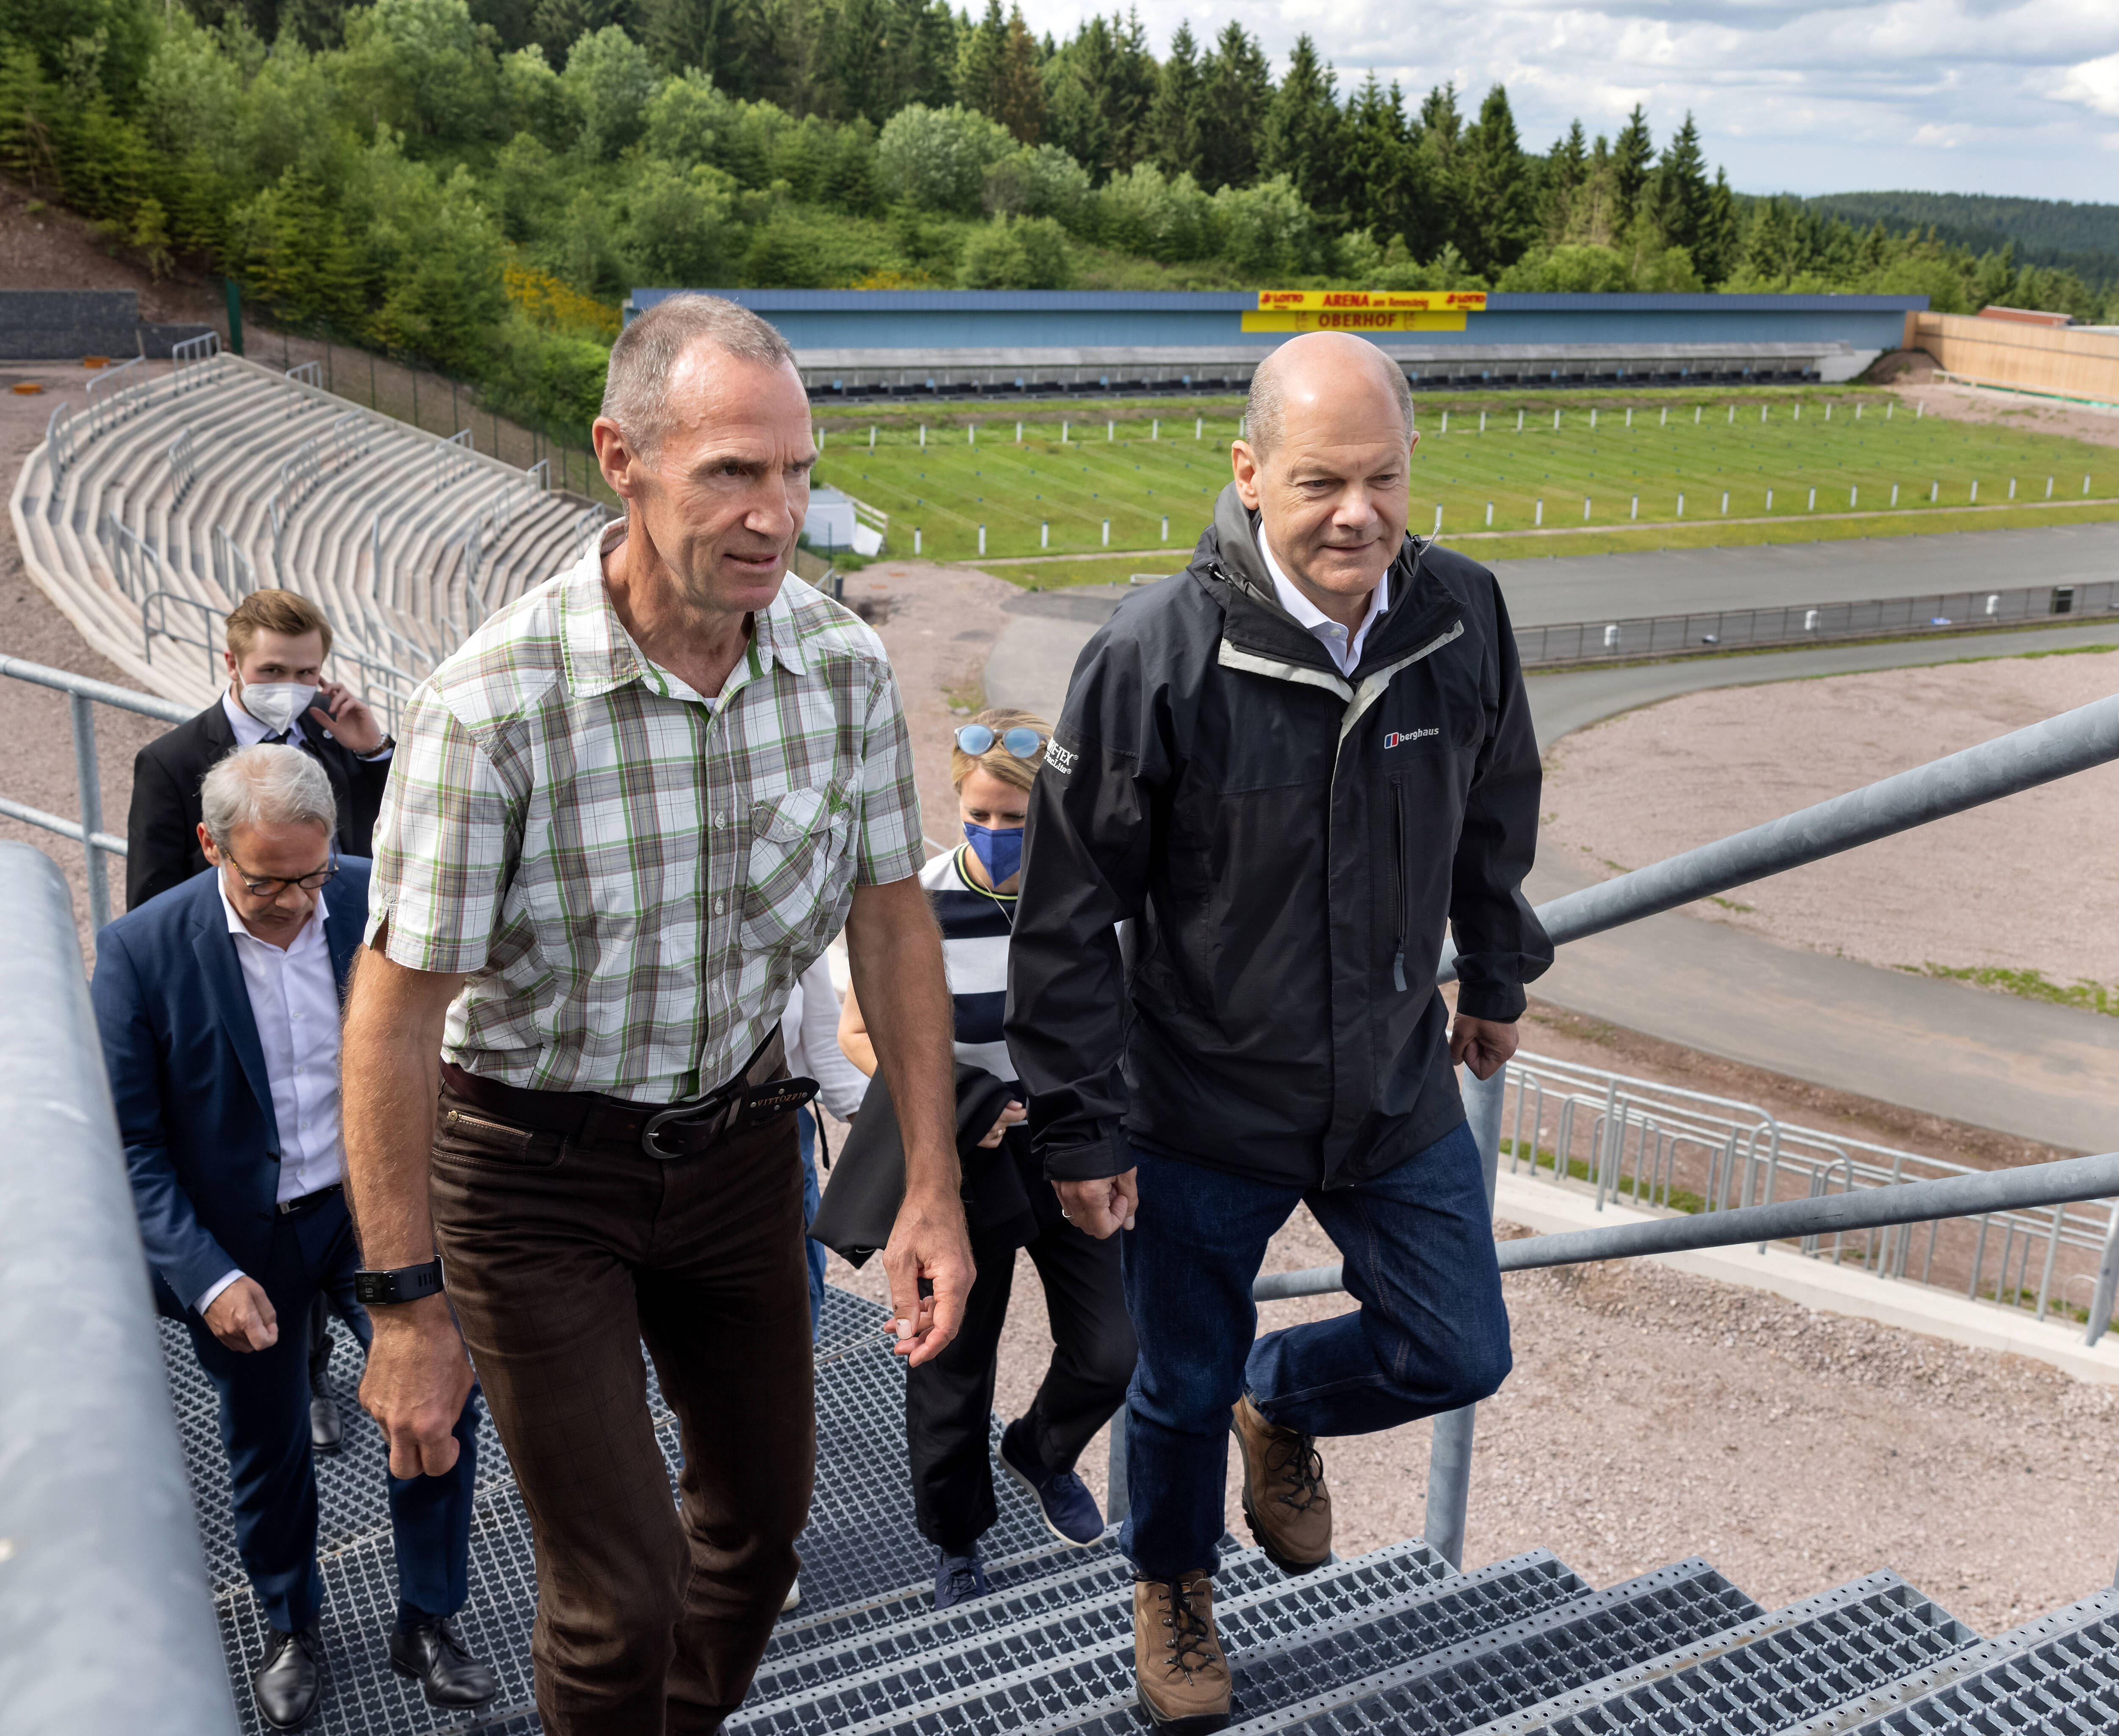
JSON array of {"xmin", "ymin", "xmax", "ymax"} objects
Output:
[{"xmin": 838, "ymin": 709, "xmax": 1136, "ymax": 1611}]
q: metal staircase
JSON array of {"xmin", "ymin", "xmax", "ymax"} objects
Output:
[{"xmin": 164, "ymin": 1288, "xmax": 2119, "ymax": 1736}]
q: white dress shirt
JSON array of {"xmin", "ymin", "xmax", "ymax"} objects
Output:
[
  {"xmin": 193, "ymin": 876, "xmax": 347, "ymax": 1316},
  {"xmin": 781, "ymin": 954, "xmax": 868, "ymax": 1121},
  {"xmin": 1257, "ymin": 526, "xmax": 1390, "ymax": 677}
]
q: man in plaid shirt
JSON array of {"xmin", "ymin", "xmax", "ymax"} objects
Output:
[{"xmin": 340, "ymin": 295, "xmax": 972, "ymax": 1734}]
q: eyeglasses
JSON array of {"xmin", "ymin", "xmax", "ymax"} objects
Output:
[
  {"xmin": 955, "ymin": 724, "xmax": 1044, "ymax": 760},
  {"xmin": 223, "ymin": 846, "xmax": 339, "ymax": 897}
]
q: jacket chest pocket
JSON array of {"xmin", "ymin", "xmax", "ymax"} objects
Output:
[{"xmin": 741, "ymin": 784, "xmax": 854, "ymax": 951}]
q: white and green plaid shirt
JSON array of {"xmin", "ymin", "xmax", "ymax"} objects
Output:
[{"xmin": 366, "ymin": 531, "xmax": 925, "ymax": 1104}]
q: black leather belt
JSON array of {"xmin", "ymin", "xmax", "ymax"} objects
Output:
[
  {"xmin": 276, "ymin": 1183, "xmax": 343, "ymax": 1217},
  {"xmin": 439, "ymin": 1029, "xmax": 818, "ymax": 1160}
]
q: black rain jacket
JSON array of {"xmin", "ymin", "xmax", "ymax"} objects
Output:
[{"xmin": 1005, "ymin": 484, "xmax": 1552, "ymax": 1191}]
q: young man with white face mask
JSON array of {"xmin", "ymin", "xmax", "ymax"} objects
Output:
[{"xmin": 127, "ymin": 588, "xmax": 395, "ymax": 912}]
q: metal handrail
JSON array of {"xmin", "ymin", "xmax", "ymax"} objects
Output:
[
  {"xmin": 1254, "ymin": 1149, "xmax": 2119, "ymax": 1302},
  {"xmin": 0, "ymin": 843, "xmax": 239, "ymax": 1731},
  {"xmin": 0, "ymin": 657, "xmax": 189, "ymax": 932}
]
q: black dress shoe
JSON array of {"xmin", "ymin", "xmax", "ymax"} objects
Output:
[
  {"xmin": 253, "ymin": 1624, "xmax": 322, "ymax": 1729},
  {"xmin": 389, "ymin": 1614, "xmax": 498, "ymax": 1708},
  {"xmin": 309, "ymin": 1392, "xmax": 342, "ymax": 1455}
]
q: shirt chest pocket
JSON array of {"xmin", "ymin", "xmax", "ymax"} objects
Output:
[{"xmin": 741, "ymin": 784, "xmax": 855, "ymax": 951}]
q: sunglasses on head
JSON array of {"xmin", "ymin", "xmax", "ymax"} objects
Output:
[{"xmin": 955, "ymin": 724, "xmax": 1044, "ymax": 760}]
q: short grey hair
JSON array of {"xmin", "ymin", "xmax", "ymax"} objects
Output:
[
  {"xmin": 1244, "ymin": 338, "xmax": 1415, "ymax": 462},
  {"xmin": 200, "ymin": 745, "xmax": 337, "ymax": 850},
  {"xmin": 600, "ymin": 294, "xmax": 798, "ymax": 460}
]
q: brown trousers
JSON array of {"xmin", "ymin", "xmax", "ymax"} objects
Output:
[{"xmin": 428, "ymin": 1084, "xmax": 815, "ymax": 1735}]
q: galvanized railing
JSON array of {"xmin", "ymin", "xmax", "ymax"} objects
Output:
[
  {"xmin": 1497, "ymin": 1051, "xmax": 2117, "ymax": 1323},
  {"xmin": 1516, "ymin": 579, "xmax": 2119, "ymax": 667},
  {"xmin": 0, "ymin": 659, "xmax": 189, "ymax": 933},
  {"xmin": 0, "ymin": 842, "xmax": 237, "ymax": 1733}
]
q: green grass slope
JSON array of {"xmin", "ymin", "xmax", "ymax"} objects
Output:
[{"xmin": 813, "ymin": 390, "xmax": 2119, "ymax": 577}]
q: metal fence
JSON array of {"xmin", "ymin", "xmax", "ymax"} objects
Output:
[
  {"xmin": 1517, "ymin": 579, "xmax": 2119, "ymax": 667},
  {"xmin": 1496, "ymin": 1050, "xmax": 2115, "ymax": 1324},
  {"xmin": 0, "ymin": 842, "xmax": 237, "ymax": 1733}
]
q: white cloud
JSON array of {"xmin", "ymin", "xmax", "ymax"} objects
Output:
[
  {"xmin": 1083, "ymin": 0, "xmax": 2119, "ymax": 198},
  {"xmin": 2057, "ymin": 52, "xmax": 2119, "ymax": 118}
]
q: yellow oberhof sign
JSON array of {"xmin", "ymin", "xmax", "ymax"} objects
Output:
[{"xmin": 1243, "ymin": 288, "xmax": 1487, "ymax": 334}]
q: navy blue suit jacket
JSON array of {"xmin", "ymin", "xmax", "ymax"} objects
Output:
[{"xmin": 91, "ymin": 861, "xmax": 370, "ymax": 1314}]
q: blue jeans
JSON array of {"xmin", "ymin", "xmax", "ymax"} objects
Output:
[
  {"xmin": 1119, "ymin": 1118, "xmax": 1511, "ymax": 1579},
  {"xmin": 798, "ymin": 1109, "xmax": 827, "ymax": 1341}
]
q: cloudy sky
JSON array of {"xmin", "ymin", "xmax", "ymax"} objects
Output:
[{"xmin": 1076, "ymin": 0, "xmax": 2119, "ymax": 203}]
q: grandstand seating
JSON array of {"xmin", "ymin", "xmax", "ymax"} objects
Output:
[
  {"xmin": 169, "ymin": 1285, "xmax": 2119, "ymax": 1736},
  {"xmin": 7, "ymin": 342, "xmax": 592, "ymax": 728}
]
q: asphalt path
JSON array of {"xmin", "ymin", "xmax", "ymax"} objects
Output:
[
  {"xmin": 980, "ymin": 561, "xmax": 2119, "ymax": 1151},
  {"xmin": 1488, "ymin": 520, "xmax": 2119, "ymax": 627}
]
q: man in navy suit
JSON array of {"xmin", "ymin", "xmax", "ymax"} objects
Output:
[{"xmin": 92, "ymin": 744, "xmax": 496, "ymax": 1730}]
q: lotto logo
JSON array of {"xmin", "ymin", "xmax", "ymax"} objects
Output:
[
  {"xmin": 1385, "ymin": 728, "xmax": 1439, "ymax": 748},
  {"xmin": 1044, "ymin": 739, "xmax": 1078, "ymax": 773}
]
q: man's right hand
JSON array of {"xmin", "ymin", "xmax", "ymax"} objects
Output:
[
  {"xmin": 1054, "ymin": 1169, "xmax": 1138, "ymax": 1240},
  {"xmin": 203, "ymin": 1276, "xmax": 279, "ymax": 1353},
  {"xmin": 359, "ymin": 1294, "xmax": 475, "ymax": 1477}
]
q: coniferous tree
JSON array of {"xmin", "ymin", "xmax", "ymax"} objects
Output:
[
  {"xmin": 1653, "ymin": 111, "xmax": 1709, "ymax": 256},
  {"xmin": 955, "ymin": 0, "xmax": 1007, "ymax": 118},
  {"xmin": 1261, "ymin": 33, "xmax": 1345, "ymax": 214},
  {"xmin": 988, "ymin": 4, "xmax": 1043, "ymax": 144},
  {"xmin": 1344, "ymin": 73, "xmax": 1419, "ymax": 251},
  {"xmin": 1454, "ymin": 84, "xmax": 1533, "ymax": 276},
  {"xmin": 1538, "ymin": 118, "xmax": 1587, "ymax": 242},
  {"xmin": 1410, "ymin": 81, "xmax": 1464, "ymax": 255},
  {"xmin": 1610, "ymin": 102, "xmax": 1653, "ymax": 236},
  {"xmin": 1145, "ymin": 17, "xmax": 1201, "ymax": 176},
  {"xmin": 826, "ymin": 0, "xmax": 891, "ymax": 118},
  {"xmin": 1694, "ymin": 167, "xmax": 1738, "ymax": 284},
  {"xmin": 1194, "ymin": 22, "xmax": 1269, "ymax": 192}
]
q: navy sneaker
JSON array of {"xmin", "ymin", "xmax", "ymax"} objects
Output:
[
  {"xmin": 934, "ymin": 1548, "xmax": 989, "ymax": 1609},
  {"xmin": 999, "ymin": 1417, "xmax": 1106, "ymax": 1547}
]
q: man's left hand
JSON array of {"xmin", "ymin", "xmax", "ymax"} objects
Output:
[
  {"xmin": 307, "ymin": 680, "xmax": 385, "ymax": 756},
  {"xmin": 881, "ymin": 1179, "xmax": 974, "ymax": 1368},
  {"xmin": 1450, "ymin": 1014, "xmax": 1519, "ymax": 1080}
]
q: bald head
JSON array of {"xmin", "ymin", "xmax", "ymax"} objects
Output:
[
  {"xmin": 1244, "ymin": 332, "xmax": 1414, "ymax": 462},
  {"xmin": 1230, "ymin": 331, "xmax": 1420, "ymax": 621}
]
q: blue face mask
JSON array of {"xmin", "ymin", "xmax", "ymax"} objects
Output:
[{"xmin": 964, "ymin": 822, "xmax": 1024, "ymax": 886}]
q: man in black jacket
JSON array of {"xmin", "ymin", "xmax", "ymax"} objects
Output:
[
  {"xmin": 1006, "ymin": 331, "xmax": 1551, "ymax": 1733},
  {"xmin": 126, "ymin": 587, "xmax": 393, "ymax": 912},
  {"xmin": 125, "ymin": 585, "xmax": 394, "ymax": 1455}
]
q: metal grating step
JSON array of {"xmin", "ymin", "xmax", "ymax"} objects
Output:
[
  {"xmin": 755, "ymin": 1547, "xmax": 1588, "ymax": 1736},
  {"xmin": 1221, "ymin": 1557, "xmax": 1763, "ymax": 1735},
  {"xmin": 1466, "ymin": 1570, "xmax": 1976, "ymax": 1736},
  {"xmin": 749, "ymin": 1537, "xmax": 1295, "ymax": 1702},
  {"xmin": 1772, "ymin": 1589, "xmax": 2119, "ymax": 1736},
  {"xmin": 764, "ymin": 1534, "xmax": 1140, "ymax": 1668},
  {"xmin": 1820, "ymin": 1592, "xmax": 2119, "ymax": 1735},
  {"xmin": 735, "ymin": 1538, "xmax": 1452, "ymax": 1732},
  {"xmin": 163, "ymin": 1286, "xmax": 1067, "ymax": 1735}
]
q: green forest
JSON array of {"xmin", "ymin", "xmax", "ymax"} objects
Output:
[
  {"xmin": 3, "ymin": 0, "xmax": 2114, "ymax": 440},
  {"xmin": 1801, "ymin": 191, "xmax": 2119, "ymax": 298}
]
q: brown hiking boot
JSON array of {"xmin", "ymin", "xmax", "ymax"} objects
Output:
[
  {"xmin": 1133, "ymin": 1571, "xmax": 1231, "ymax": 1733},
  {"xmin": 1232, "ymin": 1393, "xmax": 1332, "ymax": 1574}
]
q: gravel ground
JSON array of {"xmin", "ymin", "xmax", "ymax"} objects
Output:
[{"xmin": 1541, "ymin": 648, "xmax": 2119, "ymax": 992}]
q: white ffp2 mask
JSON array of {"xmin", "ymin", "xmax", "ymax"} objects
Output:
[{"xmin": 240, "ymin": 683, "xmax": 319, "ymax": 736}]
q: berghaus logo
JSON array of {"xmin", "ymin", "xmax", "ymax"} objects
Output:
[{"xmin": 1385, "ymin": 728, "xmax": 1439, "ymax": 748}]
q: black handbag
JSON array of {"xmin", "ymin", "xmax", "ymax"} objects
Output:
[{"xmin": 808, "ymin": 1063, "xmax": 1022, "ymax": 1266}]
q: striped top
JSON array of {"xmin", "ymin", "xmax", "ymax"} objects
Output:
[{"xmin": 920, "ymin": 846, "xmax": 1017, "ymax": 1085}]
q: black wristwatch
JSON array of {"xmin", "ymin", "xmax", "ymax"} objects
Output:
[{"xmin": 354, "ymin": 1260, "xmax": 444, "ymax": 1306}]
